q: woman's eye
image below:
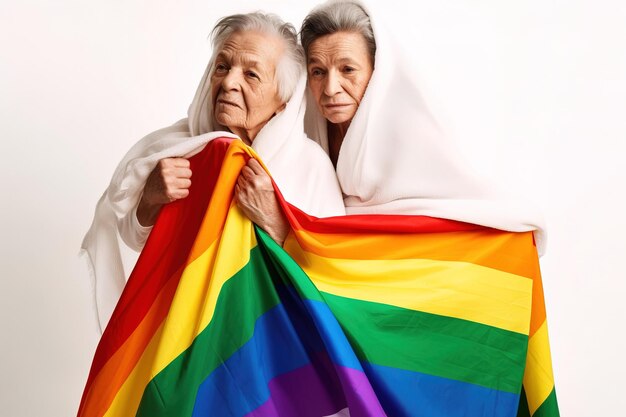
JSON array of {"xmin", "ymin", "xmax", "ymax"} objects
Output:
[
  {"xmin": 215, "ymin": 63, "xmax": 228, "ymax": 73},
  {"xmin": 247, "ymin": 71, "xmax": 259, "ymax": 79},
  {"xmin": 343, "ymin": 66, "xmax": 355, "ymax": 73},
  {"xmin": 310, "ymin": 68, "xmax": 324, "ymax": 77}
]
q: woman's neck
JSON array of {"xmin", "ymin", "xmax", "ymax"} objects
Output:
[
  {"xmin": 327, "ymin": 122, "xmax": 350, "ymax": 169},
  {"xmin": 229, "ymin": 127, "xmax": 255, "ymax": 146}
]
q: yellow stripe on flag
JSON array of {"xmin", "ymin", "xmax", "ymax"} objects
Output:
[
  {"xmin": 287, "ymin": 246, "xmax": 533, "ymax": 334},
  {"xmin": 104, "ymin": 205, "xmax": 256, "ymax": 416}
]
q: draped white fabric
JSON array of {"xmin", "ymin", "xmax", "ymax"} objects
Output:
[
  {"xmin": 82, "ymin": 69, "xmax": 344, "ymax": 332},
  {"xmin": 304, "ymin": 0, "xmax": 546, "ymax": 254}
]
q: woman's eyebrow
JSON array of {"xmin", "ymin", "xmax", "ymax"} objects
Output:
[
  {"xmin": 215, "ymin": 51, "xmax": 229, "ymax": 61},
  {"xmin": 308, "ymin": 56, "xmax": 356, "ymax": 66},
  {"xmin": 308, "ymin": 56, "xmax": 322, "ymax": 65},
  {"xmin": 239, "ymin": 56, "xmax": 264, "ymax": 69},
  {"xmin": 215, "ymin": 52, "xmax": 269, "ymax": 76},
  {"xmin": 335, "ymin": 57, "xmax": 358, "ymax": 65}
]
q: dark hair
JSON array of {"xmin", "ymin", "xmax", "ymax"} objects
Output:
[{"xmin": 300, "ymin": 0, "xmax": 376, "ymax": 62}]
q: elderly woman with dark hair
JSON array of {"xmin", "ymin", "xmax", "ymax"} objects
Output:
[
  {"xmin": 301, "ymin": 0, "xmax": 376, "ymax": 169},
  {"xmin": 300, "ymin": 0, "xmax": 546, "ymax": 252}
]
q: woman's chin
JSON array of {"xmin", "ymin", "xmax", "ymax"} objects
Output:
[{"xmin": 324, "ymin": 112, "xmax": 354, "ymax": 126}]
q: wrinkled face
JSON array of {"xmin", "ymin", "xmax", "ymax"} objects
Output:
[
  {"xmin": 211, "ymin": 30, "xmax": 286, "ymax": 143},
  {"xmin": 307, "ymin": 31, "xmax": 374, "ymax": 126}
]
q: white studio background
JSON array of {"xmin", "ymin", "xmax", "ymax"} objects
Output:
[{"xmin": 1, "ymin": 0, "xmax": 624, "ymax": 416}]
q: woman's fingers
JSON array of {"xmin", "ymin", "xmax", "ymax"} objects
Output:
[
  {"xmin": 164, "ymin": 167, "xmax": 192, "ymax": 180},
  {"xmin": 175, "ymin": 177, "xmax": 192, "ymax": 189},
  {"xmin": 178, "ymin": 167, "xmax": 192, "ymax": 179},
  {"xmin": 169, "ymin": 188, "xmax": 190, "ymax": 201},
  {"xmin": 234, "ymin": 184, "xmax": 250, "ymax": 209},
  {"xmin": 241, "ymin": 165, "xmax": 255, "ymax": 180},
  {"xmin": 247, "ymin": 158, "xmax": 265, "ymax": 175},
  {"xmin": 170, "ymin": 157, "xmax": 191, "ymax": 169},
  {"xmin": 237, "ymin": 175, "xmax": 249, "ymax": 189}
]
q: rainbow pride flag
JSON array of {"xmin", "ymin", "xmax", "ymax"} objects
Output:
[{"xmin": 78, "ymin": 138, "xmax": 559, "ymax": 417}]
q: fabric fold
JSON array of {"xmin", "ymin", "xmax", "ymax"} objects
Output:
[{"xmin": 78, "ymin": 139, "xmax": 559, "ymax": 417}]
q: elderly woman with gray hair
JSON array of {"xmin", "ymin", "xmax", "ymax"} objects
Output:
[{"xmin": 82, "ymin": 11, "xmax": 344, "ymax": 331}]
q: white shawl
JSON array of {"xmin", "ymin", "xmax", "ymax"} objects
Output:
[
  {"xmin": 304, "ymin": 0, "xmax": 546, "ymax": 254},
  {"xmin": 82, "ymin": 67, "xmax": 344, "ymax": 332}
]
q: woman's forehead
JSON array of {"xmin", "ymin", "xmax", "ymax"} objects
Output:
[
  {"xmin": 308, "ymin": 31, "xmax": 370, "ymax": 64},
  {"xmin": 219, "ymin": 31, "xmax": 283, "ymax": 67}
]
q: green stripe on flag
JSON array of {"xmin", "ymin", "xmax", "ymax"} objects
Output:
[
  {"xmin": 532, "ymin": 389, "xmax": 560, "ymax": 417},
  {"xmin": 517, "ymin": 387, "xmax": 531, "ymax": 417},
  {"xmin": 321, "ymin": 292, "xmax": 528, "ymax": 393}
]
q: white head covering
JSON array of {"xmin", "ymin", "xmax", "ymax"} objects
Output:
[
  {"xmin": 82, "ymin": 48, "xmax": 344, "ymax": 332},
  {"xmin": 304, "ymin": 0, "xmax": 546, "ymax": 254}
]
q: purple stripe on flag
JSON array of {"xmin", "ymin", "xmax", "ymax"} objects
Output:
[{"xmin": 245, "ymin": 353, "xmax": 386, "ymax": 417}]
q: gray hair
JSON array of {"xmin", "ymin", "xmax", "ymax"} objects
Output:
[
  {"xmin": 300, "ymin": 0, "xmax": 376, "ymax": 63},
  {"xmin": 210, "ymin": 12, "xmax": 304, "ymax": 102}
]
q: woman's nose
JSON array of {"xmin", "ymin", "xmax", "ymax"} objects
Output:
[
  {"xmin": 221, "ymin": 68, "xmax": 242, "ymax": 91},
  {"xmin": 323, "ymin": 71, "xmax": 342, "ymax": 96}
]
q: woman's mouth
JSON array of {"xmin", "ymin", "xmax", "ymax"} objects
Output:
[
  {"xmin": 217, "ymin": 99, "xmax": 241, "ymax": 108},
  {"xmin": 324, "ymin": 103, "xmax": 352, "ymax": 108}
]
